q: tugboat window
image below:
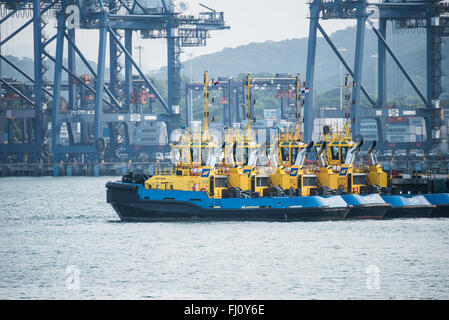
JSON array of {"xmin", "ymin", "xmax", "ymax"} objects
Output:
[
  {"xmin": 331, "ymin": 146, "xmax": 340, "ymax": 160},
  {"xmin": 291, "ymin": 147, "xmax": 299, "ymax": 163},
  {"xmin": 281, "ymin": 147, "xmax": 290, "ymax": 162},
  {"xmin": 341, "ymin": 146, "xmax": 349, "ymax": 163},
  {"xmin": 303, "ymin": 176, "xmax": 317, "ymax": 186},
  {"xmin": 353, "ymin": 174, "xmax": 367, "ymax": 185},
  {"xmin": 201, "ymin": 146, "xmax": 209, "ymax": 165},
  {"xmin": 191, "ymin": 142, "xmax": 200, "ymax": 163},
  {"xmin": 243, "ymin": 147, "xmax": 249, "ymax": 165},
  {"xmin": 235, "ymin": 148, "xmax": 242, "ymax": 164},
  {"xmin": 215, "ymin": 177, "xmax": 227, "ymax": 188},
  {"xmin": 256, "ymin": 177, "xmax": 269, "ymax": 187}
]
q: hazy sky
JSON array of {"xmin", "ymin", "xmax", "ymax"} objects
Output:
[{"xmin": 0, "ymin": 0, "xmax": 356, "ymax": 72}]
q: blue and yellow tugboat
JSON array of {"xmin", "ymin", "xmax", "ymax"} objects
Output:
[
  {"xmin": 315, "ymin": 75, "xmax": 440, "ymax": 218},
  {"xmin": 106, "ymin": 72, "xmax": 449, "ymax": 222},
  {"xmin": 312, "ymin": 75, "xmax": 391, "ymax": 219},
  {"xmin": 106, "ymin": 72, "xmax": 350, "ymax": 221},
  {"xmin": 265, "ymin": 74, "xmax": 319, "ymax": 197}
]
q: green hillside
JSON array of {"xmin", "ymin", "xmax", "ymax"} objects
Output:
[{"xmin": 155, "ymin": 25, "xmax": 448, "ymax": 108}]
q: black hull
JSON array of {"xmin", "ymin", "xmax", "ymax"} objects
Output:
[
  {"xmin": 109, "ymin": 200, "xmax": 349, "ymax": 222},
  {"xmin": 384, "ymin": 205, "xmax": 436, "ymax": 219},
  {"xmin": 430, "ymin": 204, "xmax": 449, "ymax": 218},
  {"xmin": 346, "ymin": 204, "xmax": 391, "ymax": 220}
]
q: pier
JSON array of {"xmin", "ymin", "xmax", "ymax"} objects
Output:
[{"xmin": 0, "ymin": 161, "xmax": 158, "ymax": 177}]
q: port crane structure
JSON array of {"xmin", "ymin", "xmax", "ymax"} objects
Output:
[
  {"xmin": 1, "ymin": 0, "xmax": 448, "ymax": 164},
  {"xmin": 0, "ymin": 0, "xmax": 228, "ymax": 162},
  {"xmin": 304, "ymin": 0, "xmax": 448, "ymax": 152}
]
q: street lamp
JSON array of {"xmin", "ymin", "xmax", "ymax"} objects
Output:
[
  {"xmin": 337, "ymin": 47, "xmax": 347, "ymax": 110},
  {"xmin": 187, "ymin": 53, "xmax": 194, "ymax": 123}
]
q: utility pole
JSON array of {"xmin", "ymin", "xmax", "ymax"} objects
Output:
[
  {"xmin": 135, "ymin": 45, "xmax": 144, "ymax": 70},
  {"xmin": 371, "ymin": 53, "xmax": 379, "ymax": 99},
  {"xmin": 337, "ymin": 47, "xmax": 347, "ymax": 110},
  {"xmin": 187, "ymin": 53, "xmax": 193, "ymax": 123},
  {"xmin": 0, "ymin": 23, "xmax": 2, "ymax": 77}
]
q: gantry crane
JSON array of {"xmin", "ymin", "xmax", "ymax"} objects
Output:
[
  {"xmin": 304, "ymin": 0, "xmax": 448, "ymax": 152},
  {"xmin": 0, "ymin": 0, "xmax": 228, "ymax": 163}
]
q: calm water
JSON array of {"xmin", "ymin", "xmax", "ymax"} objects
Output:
[{"xmin": 0, "ymin": 176, "xmax": 448, "ymax": 299}]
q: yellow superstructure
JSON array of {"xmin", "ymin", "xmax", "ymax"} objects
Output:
[
  {"xmin": 268, "ymin": 74, "xmax": 319, "ymax": 196},
  {"xmin": 224, "ymin": 73, "xmax": 270, "ymax": 197},
  {"xmin": 145, "ymin": 166, "xmax": 229, "ymax": 198},
  {"xmin": 314, "ymin": 74, "xmax": 355, "ymax": 167},
  {"xmin": 277, "ymin": 74, "xmax": 308, "ymax": 166},
  {"xmin": 365, "ymin": 141, "xmax": 388, "ymax": 191},
  {"xmin": 314, "ymin": 75, "xmax": 387, "ymax": 194},
  {"xmin": 144, "ymin": 71, "xmax": 228, "ymax": 198},
  {"xmin": 144, "ymin": 72, "xmax": 388, "ymax": 198}
]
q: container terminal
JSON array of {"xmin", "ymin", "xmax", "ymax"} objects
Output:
[{"xmin": 0, "ymin": 0, "xmax": 449, "ymax": 185}]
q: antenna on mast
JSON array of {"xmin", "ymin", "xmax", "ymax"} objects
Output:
[
  {"xmin": 201, "ymin": 71, "xmax": 210, "ymax": 140},
  {"xmin": 293, "ymin": 73, "xmax": 302, "ymax": 140},
  {"xmin": 244, "ymin": 73, "xmax": 253, "ymax": 137},
  {"xmin": 343, "ymin": 74, "xmax": 353, "ymax": 140}
]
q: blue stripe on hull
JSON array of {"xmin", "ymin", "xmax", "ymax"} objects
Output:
[
  {"xmin": 381, "ymin": 194, "xmax": 437, "ymax": 218},
  {"xmin": 135, "ymin": 185, "xmax": 349, "ymax": 210},
  {"xmin": 423, "ymin": 194, "xmax": 449, "ymax": 217},
  {"xmin": 341, "ymin": 194, "xmax": 390, "ymax": 219},
  {"xmin": 382, "ymin": 194, "xmax": 433, "ymax": 207}
]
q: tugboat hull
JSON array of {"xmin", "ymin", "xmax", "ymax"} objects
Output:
[
  {"xmin": 110, "ymin": 200, "xmax": 349, "ymax": 222},
  {"xmin": 341, "ymin": 195, "xmax": 391, "ymax": 220},
  {"xmin": 106, "ymin": 182, "xmax": 349, "ymax": 222},
  {"xmin": 423, "ymin": 194, "xmax": 449, "ymax": 217},
  {"xmin": 383, "ymin": 206, "xmax": 435, "ymax": 219},
  {"xmin": 346, "ymin": 204, "xmax": 391, "ymax": 220},
  {"xmin": 430, "ymin": 205, "xmax": 449, "ymax": 218},
  {"xmin": 382, "ymin": 195, "xmax": 436, "ymax": 218}
]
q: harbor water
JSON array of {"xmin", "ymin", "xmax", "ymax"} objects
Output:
[{"xmin": 1, "ymin": 177, "xmax": 448, "ymax": 299}]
